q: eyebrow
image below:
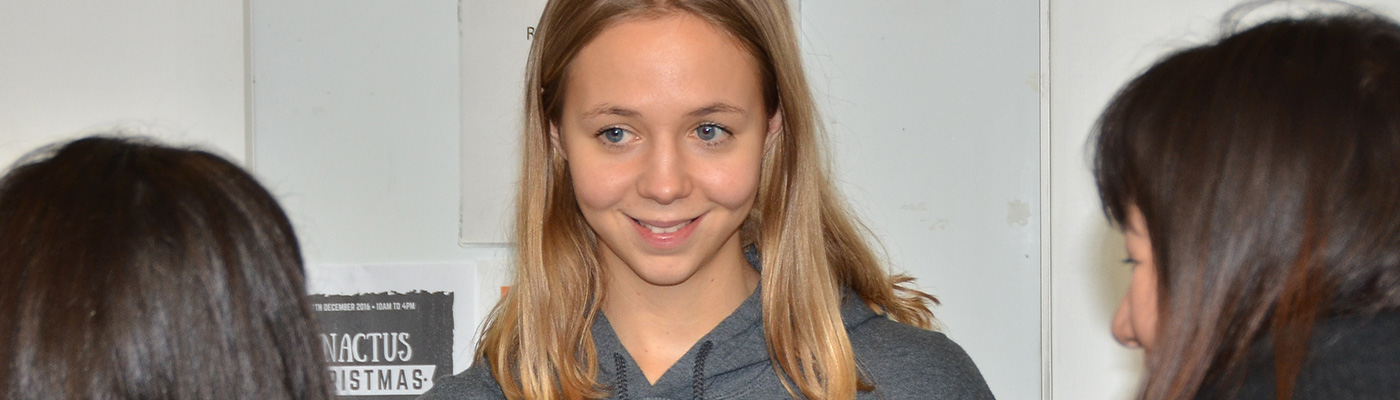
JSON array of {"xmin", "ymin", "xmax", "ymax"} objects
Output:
[
  {"xmin": 579, "ymin": 102, "xmax": 747, "ymax": 120},
  {"xmin": 686, "ymin": 102, "xmax": 746, "ymax": 118},
  {"xmin": 580, "ymin": 105, "xmax": 640, "ymax": 120}
]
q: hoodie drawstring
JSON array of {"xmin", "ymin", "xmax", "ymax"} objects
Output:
[
  {"xmin": 612, "ymin": 340, "xmax": 713, "ymax": 400},
  {"xmin": 614, "ymin": 353, "xmax": 630, "ymax": 400},
  {"xmin": 692, "ymin": 341, "xmax": 713, "ymax": 400}
]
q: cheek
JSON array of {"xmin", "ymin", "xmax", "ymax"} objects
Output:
[
  {"xmin": 569, "ymin": 160, "xmax": 638, "ymax": 212},
  {"xmin": 695, "ymin": 154, "xmax": 762, "ymax": 210}
]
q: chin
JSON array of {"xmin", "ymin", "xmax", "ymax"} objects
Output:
[
  {"xmin": 627, "ymin": 261, "xmax": 702, "ymax": 287},
  {"xmin": 621, "ymin": 254, "xmax": 705, "ymax": 285}
]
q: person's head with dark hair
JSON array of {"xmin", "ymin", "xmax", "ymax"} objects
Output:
[
  {"xmin": 0, "ymin": 136, "xmax": 333, "ymax": 399},
  {"xmin": 1094, "ymin": 10, "xmax": 1400, "ymax": 400}
]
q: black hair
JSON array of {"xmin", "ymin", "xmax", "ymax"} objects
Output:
[
  {"xmin": 1094, "ymin": 11, "xmax": 1400, "ymax": 400},
  {"xmin": 0, "ymin": 136, "xmax": 333, "ymax": 399}
]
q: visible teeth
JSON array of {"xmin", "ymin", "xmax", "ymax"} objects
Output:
[{"xmin": 639, "ymin": 219, "xmax": 690, "ymax": 234}]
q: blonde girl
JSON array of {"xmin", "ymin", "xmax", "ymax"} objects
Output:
[{"xmin": 422, "ymin": 0, "xmax": 991, "ymax": 399}]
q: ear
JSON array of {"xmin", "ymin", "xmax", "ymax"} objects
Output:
[
  {"xmin": 550, "ymin": 122, "xmax": 568, "ymax": 161},
  {"xmin": 764, "ymin": 106, "xmax": 784, "ymax": 153}
]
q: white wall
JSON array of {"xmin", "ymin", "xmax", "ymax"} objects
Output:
[
  {"xmin": 798, "ymin": 2, "xmax": 1042, "ymax": 398},
  {"xmin": 0, "ymin": 0, "xmax": 246, "ymax": 167},
  {"xmin": 248, "ymin": 0, "xmax": 484, "ymax": 265},
  {"xmin": 247, "ymin": 0, "xmax": 511, "ymax": 372},
  {"xmin": 1047, "ymin": 1, "xmax": 1400, "ymax": 399}
]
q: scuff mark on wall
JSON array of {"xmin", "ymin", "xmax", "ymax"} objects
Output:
[
  {"xmin": 1007, "ymin": 199, "xmax": 1031, "ymax": 227},
  {"xmin": 900, "ymin": 202, "xmax": 928, "ymax": 211},
  {"xmin": 928, "ymin": 219, "xmax": 949, "ymax": 231}
]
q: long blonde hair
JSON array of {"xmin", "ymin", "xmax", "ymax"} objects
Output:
[{"xmin": 477, "ymin": 0, "xmax": 938, "ymax": 398}]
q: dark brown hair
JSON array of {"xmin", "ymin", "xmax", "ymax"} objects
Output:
[
  {"xmin": 0, "ymin": 136, "xmax": 333, "ymax": 399},
  {"xmin": 1094, "ymin": 12, "xmax": 1400, "ymax": 400}
]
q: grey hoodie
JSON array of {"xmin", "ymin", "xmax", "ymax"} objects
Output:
[{"xmin": 420, "ymin": 255, "xmax": 994, "ymax": 399}]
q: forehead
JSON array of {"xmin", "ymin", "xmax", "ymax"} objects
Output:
[{"xmin": 563, "ymin": 13, "xmax": 763, "ymax": 114}]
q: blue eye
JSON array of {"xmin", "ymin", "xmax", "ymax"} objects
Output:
[
  {"xmin": 696, "ymin": 124, "xmax": 729, "ymax": 141},
  {"xmin": 600, "ymin": 127, "xmax": 630, "ymax": 143}
]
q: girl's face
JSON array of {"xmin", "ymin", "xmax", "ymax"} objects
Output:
[
  {"xmin": 555, "ymin": 13, "xmax": 779, "ymax": 287},
  {"xmin": 1112, "ymin": 206, "xmax": 1160, "ymax": 350}
]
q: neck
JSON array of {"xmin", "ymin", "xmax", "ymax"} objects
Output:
[{"xmin": 600, "ymin": 239, "xmax": 759, "ymax": 383}]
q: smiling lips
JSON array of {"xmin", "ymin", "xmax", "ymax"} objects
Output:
[
  {"xmin": 631, "ymin": 215, "xmax": 703, "ymax": 249},
  {"xmin": 637, "ymin": 218, "xmax": 692, "ymax": 233}
]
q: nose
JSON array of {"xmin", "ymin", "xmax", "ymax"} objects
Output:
[
  {"xmin": 636, "ymin": 140, "xmax": 692, "ymax": 205},
  {"xmin": 1111, "ymin": 293, "xmax": 1141, "ymax": 348}
]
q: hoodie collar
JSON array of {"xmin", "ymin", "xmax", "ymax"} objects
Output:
[{"xmin": 591, "ymin": 247, "xmax": 882, "ymax": 398}]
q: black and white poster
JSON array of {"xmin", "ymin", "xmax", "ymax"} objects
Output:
[
  {"xmin": 305, "ymin": 262, "xmax": 506, "ymax": 398},
  {"xmin": 310, "ymin": 291, "xmax": 452, "ymax": 397}
]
